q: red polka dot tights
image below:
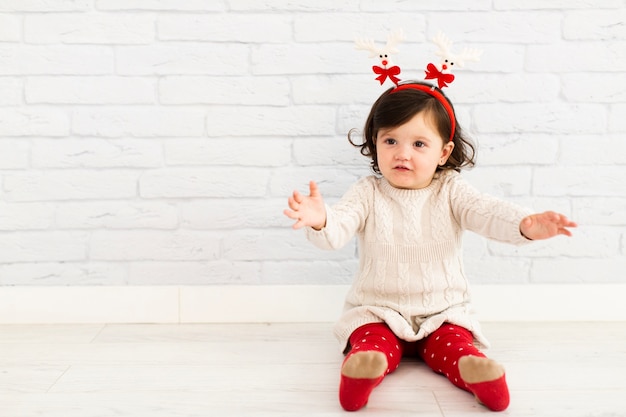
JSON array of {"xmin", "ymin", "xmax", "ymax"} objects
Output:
[{"xmin": 339, "ymin": 322, "xmax": 509, "ymax": 411}]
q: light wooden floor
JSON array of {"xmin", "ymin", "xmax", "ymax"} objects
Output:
[{"xmin": 1, "ymin": 322, "xmax": 625, "ymax": 416}]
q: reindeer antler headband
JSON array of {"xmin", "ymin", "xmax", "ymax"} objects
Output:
[{"xmin": 355, "ymin": 30, "xmax": 482, "ymax": 141}]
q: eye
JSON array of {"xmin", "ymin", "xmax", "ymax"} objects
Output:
[
  {"xmin": 445, "ymin": 59, "xmax": 448, "ymax": 62},
  {"xmin": 384, "ymin": 54, "xmax": 388, "ymax": 58},
  {"xmin": 450, "ymin": 62, "xmax": 454, "ymax": 66},
  {"xmin": 384, "ymin": 138, "xmax": 396, "ymax": 145},
  {"xmin": 379, "ymin": 54, "xmax": 383, "ymax": 58},
  {"xmin": 414, "ymin": 141, "xmax": 425, "ymax": 148}
]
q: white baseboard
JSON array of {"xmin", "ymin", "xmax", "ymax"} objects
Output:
[{"xmin": 0, "ymin": 284, "xmax": 624, "ymax": 324}]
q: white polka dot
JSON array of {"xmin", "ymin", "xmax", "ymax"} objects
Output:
[
  {"xmin": 455, "ymin": 334, "xmax": 460, "ymax": 337},
  {"xmin": 446, "ymin": 342, "xmax": 451, "ymax": 346},
  {"xmin": 382, "ymin": 337, "xmax": 387, "ymax": 341},
  {"xmin": 455, "ymin": 378, "xmax": 458, "ymax": 383},
  {"xmin": 361, "ymin": 339, "xmax": 366, "ymax": 343},
  {"xmin": 443, "ymin": 356, "xmax": 447, "ymax": 361},
  {"xmin": 459, "ymin": 347, "xmax": 464, "ymax": 351},
  {"xmin": 365, "ymin": 332, "xmax": 370, "ymax": 336},
  {"xmin": 389, "ymin": 353, "xmax": 393, "ymax": 358},
  {"xmin": 436, "ymin": 336, "xmax": 440, "ymax": 341},
  {"xmin": 449, "ymin": 327, "xmax": 454, "ymax": 330},
  {"xmin": 395, "ymin": 345, "xmax": 400, "ymax": 350},
  {"xmin": 453, "ymin": 361, "xmax": 457, "ymax": 366},
  {"xmin": 423, "ymin": 349, "xmax": 427, "ymax": 354},
  {"xmin": 374, "ymin": 344, "xmax": 379, "ymax": 349}
]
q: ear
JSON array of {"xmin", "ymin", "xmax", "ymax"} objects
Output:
[{"xmin": 439, "ymin": 141, "xmax": 455, "ymax": 165}]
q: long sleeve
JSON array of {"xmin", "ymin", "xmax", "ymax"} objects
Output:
[
  {"xmin": 305, "ymin": 177, "xmax": 374, "ymax": 250},
  {"xmin": 447, "ymin": 172, "xmax": 532, "ymax": 245}
]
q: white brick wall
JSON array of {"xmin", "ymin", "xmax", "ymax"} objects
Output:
[{"xmin": 0, "ymin": 1, "xmax": 624, "ymax": 286}]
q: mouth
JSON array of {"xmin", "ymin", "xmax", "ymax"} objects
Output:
[{"xmin": 393, "ymin": 165, "xmax": 411, "ymax": 171}]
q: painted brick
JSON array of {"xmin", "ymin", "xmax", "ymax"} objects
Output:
[
  {"xmin": 0, "ymin": 262, "xmax": 127, "ymax": 286},
  {"xmin": 181, "ymin": 199, "xmax": 287, "ymax": 230},
  {"xmin": 159, "ymin": 76, "xmax": 290, "ymax": 106},
  {"xmin": 564, "ymin": 9, "xmax": 626, "ymax": 40},
  {"xmin": 0, "ymin": 109, "xmax": 69, "ymax": 136},
  {"xmin": 533, "ymin": 167, "xmax": 626, "ymax": 197},
  {"xmin": 0, "ymin": 14, "xmax": 20, "ymax": 41},
  {"xmin": 140, "ymin": 168, "xmax": 270, "ymax": 198},
  {"xmin": 0, "ymin": 0, "xmax": 90, "ymax": 12},
  {"xmin": 55, "ymin": 201, "xmax": 179, "ymax": 230},
  {"xmin": 116, "ymin": 43, "xmax": 249, "ymax": 75},
  {"xmin": 129, "ymin": 261, "xmax": 261, "ymax": 285},
  {"xmin": 208, "ymin": 106, "xmax": 336, "ymax": 137},
  {"xmin": 25, "ymin": 14, "xmax": 155, "ymax": 44},
  {"xmin": 72, "ymin": 108, "xmax": 206, "ymax": 137},
  {"xmin": 0, "ymin": 4, "xmax": 623, "ymax": 287},
  {"xmin": 97, "ymin": 0, "xmax": 226, "ymax": 11},
  {"xmin": 474, "ymin": 103, "xmax": 607, "ymax": 134},
  {"xmin": 32, "ymin": 139, "xmax": 163, "ymax": 168},
  {"xmin": 90, "ymin": 231, "xmax": 221, "ymax": 261},
  {"xmin": 0, "ymin": 203, "xmax": 54, "ymax": 230},
  {"xmin": 4, "ymin": 171, "xmax": 139, "ymax": 202},
  {"xmin": 0, "ymin": 140, "xmax": 29, "ymax": 169},
  {"xmin": 527, "ymin": 42, "xmax": 626, "ymax": 72},
  {"xmin": 158, "ymin": 14, "xmax": 292, "ymax": 43},
  {"xmin": 430, "ymin": 12, "xmax": 561, "ymax": 43},
  {"xmin": 26, "ymin": 77, "xmax": 156, "ymax": 104},
  {"xmin": 222, "ymin": 229, "xmax": 356, "ymax": 261},
  {"xmin": 294, "ymin": 13, "xmax": 426, "ymax": 42},
  {"xmin": 164, "ymin": 138, "xmax": 291, "ymax": 167},
  {"xmin": 0, "ymin": 45, "xmax": 114, "ymax": 75},
  {"xmin": 0, "ymin": 78, "xmax": 21, "ymax": 105},
  {"xmin": 0, "ymin": 232, "xmax": 88, "ymax": 263}
]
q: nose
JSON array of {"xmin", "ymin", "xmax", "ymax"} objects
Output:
[
  {"xmin": 382, "ymin": 59, "xmax": 388, "ymax": 66},
  {"xmin": 442, "ymin": 64, "xmax": 448, "ymax": 70},
  {"xmin": 395, "ymin": 144, "xmax": 410, "ymax": 160}
]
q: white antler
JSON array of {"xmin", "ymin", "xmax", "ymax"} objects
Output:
[
  {"xmin": 432, "ymin": 31, "xmax": 452, "ymax": 59},
  {"xmin": 455, "ymin": 47, "xmax": 483, "ymax": 67},
  {"xmin": 355, "ymin": 29, "xmax": 404, "ymax": 58},
  {"xmin": 383, "ymin": 29, "xmax": 404, "ymax": 55},
  {"xmin": 354, "ymin": 37, "xmax": 380, "ymax": 58}
]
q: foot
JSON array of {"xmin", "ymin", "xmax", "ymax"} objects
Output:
[
  {"xmin": 339, "ymin": 351, "xmax": 388, "ymax": 411},
  {"xmin": 458, "ymin": 356, "xmax": 509, "ymax": 411},
  {"xmin": 342, "ymin": 350, "xmax": 388, "ymax": 379}
]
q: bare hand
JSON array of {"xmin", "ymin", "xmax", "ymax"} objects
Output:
[
  {"xmin": 520, "ymin": 211, "xmax": 577, "ymax": 240},
  {"xmin": 283, "ymin": 181, "xmax": 327, "ymax": 230}
]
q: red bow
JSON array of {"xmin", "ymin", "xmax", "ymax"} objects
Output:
[
  {"xmin": 373, "ymin": 65, "xmax": 401, "ymax": 86},
  {"xmin": 424, "ymin": 63, "xmax": 455, "ymax": 89}
]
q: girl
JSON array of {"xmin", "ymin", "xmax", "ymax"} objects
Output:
[{"xmin": 283, "ymin": 81, "xmax": 576, "ymax": 412}]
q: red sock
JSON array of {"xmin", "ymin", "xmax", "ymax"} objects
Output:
[
  {"xmin": 417, "ymin": 324, "xmax": 510, "ymax": 412},
  {"xmin": 339, "ymin": 323, "xmax": 402, "ymax": 411}
]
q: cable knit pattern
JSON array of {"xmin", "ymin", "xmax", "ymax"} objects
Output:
[{"xmin": 305, "ymin": 170, "xmax": 533, "ymax": 352}]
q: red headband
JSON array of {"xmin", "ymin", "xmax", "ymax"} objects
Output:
[{"xmin": 392, "ymin": 83, "xmax": 456, "ymax": 142}]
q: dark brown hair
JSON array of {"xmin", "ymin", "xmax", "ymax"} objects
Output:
[{"xmin": 348, "ymin": 81, "xmax": 476, "ymax": 174}]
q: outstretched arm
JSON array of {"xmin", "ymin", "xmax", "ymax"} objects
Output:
[
  {"xmin": 519, "ymin": 211, "xmax": 577, "ymax": 240},
  {"xmin": 283, "ymin": 181, "xmax": 327, "ymax": 230}
]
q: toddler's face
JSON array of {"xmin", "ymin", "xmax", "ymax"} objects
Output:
[{"xmin": 375, "ymin": 111, "xmax": 454, "ymax": 190}]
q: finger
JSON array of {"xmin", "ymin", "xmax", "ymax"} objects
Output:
[
  {"xmin": 293, "ymin": 190, "xmax": 303, "ymax": 204},
  {"xmin": 309, "ymin": 181, "xmax": 320, "ymax": 198},
  {"xmin": 283, "ymin": 209, "xmax": 298, "ymax": 220},
  {"xmin": 287, "ymin": 195, "xmax": 299, "ymax": 210},
  {"xmin": 292, "ymin": 219, "xmax": 305, "ymax": 230}
]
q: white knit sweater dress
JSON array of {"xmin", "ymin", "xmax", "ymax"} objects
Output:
[{"xmin": 305, "ymin": 170, "xmax": 532, "ymax": 352}]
